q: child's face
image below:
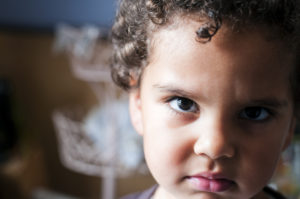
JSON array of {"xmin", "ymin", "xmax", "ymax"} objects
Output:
[{"xmin": 129, "ymin": 19, "xmax": 296, "ymax": 199}]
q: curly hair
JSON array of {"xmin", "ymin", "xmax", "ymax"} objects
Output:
[{"xmin": 111, "ymin": 0, "xmax": 300, "ymax": 115}]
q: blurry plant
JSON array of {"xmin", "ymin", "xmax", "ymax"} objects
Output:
[{"xmin": 271, "ymin": 138, "xmax": 300, "ymax": 199}]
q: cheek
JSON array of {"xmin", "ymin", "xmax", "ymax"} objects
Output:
[
  {"xmin": 242, "ymin": 118, "xmax": 292, "ymax": 166},
  {"xmin": 143, "ymin": 124, "xmax": 187, "ymax": 168},
  {"xmin": 142, "ymin": 100, "xmax": 190, "ymax": 164},
  {"xmin": 237, "ymin": 128, "xmax": 289, "ymax": 192},
  {"xmin": 242, "ymin": 141, "xmax": 281, "ymax": 176},
  {"xmin": 142, "ymin": 115, "xmax": 194, "ymax": 183}
]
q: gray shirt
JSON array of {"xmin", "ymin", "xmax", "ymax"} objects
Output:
[{"xmin": 119, "ymin": 185, "xmax": 286, "ymax": 199}]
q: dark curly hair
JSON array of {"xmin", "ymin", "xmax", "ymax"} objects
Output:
[{"xmin": 111, "ymin": 0, "xmax": 300, "ymax": 115}]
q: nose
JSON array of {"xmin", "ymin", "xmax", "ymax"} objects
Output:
[{"xmin": 193, "ymin": 118, "xmax": 235, "ymax": 160}]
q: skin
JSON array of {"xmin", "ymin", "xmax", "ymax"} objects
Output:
[{"xmin": 129, "ymin": 18, "xmax": 296, "ymax": 199}]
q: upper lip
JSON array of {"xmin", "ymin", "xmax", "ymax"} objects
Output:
[{"xmin": 188, "ymin": 172, "xmax": 231, "ymax": 180}]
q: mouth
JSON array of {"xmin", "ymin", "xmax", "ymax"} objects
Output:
[{"xmin": 185, "ymin": 173, "xmax": 235, "ymax": 193}]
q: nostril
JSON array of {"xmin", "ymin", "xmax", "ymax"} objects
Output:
[{"xmin": 193, "ymin": 138, "xmax": 235, "ymax": 160}]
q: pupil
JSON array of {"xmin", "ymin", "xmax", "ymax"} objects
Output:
[
  {"xmin": 245, "ymin": 107, "xmax": 261, "ymax": 118},
  {"xmin": 178, "ymin": 98, "xmax": 193, "ymax": 110}
]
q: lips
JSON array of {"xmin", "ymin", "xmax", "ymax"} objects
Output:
[{"xmin": 186, "ymin": 173, "xmax": 235, "ymax": 193}]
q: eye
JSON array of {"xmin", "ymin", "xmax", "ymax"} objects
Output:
[
  {"xmin": 168, "ymin": 97, "xmax": 198, "ymax": 113},
  {"xmin": 239, "ymin": 107, "xmax": 271, "ymax": 121}
]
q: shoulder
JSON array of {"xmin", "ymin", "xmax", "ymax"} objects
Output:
[
  {"xmin": 119, "ymin": 185, "xmax": 158, "ymax": 199},
  {"xmin": 263, "ymin": 186, "xmax": 286, "ymax": 199}
]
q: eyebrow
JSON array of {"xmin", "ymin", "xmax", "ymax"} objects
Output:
[
  {"xmin": 153, "ymin": 84, "xmax": 289, "ymax": 109},
  {"xmin": 245, "ymin": 99, "xmax": 289, "ymax": 109},
  {"xmin": 153, "ymin": 84, "xmax": 203, "ymax": 101}
]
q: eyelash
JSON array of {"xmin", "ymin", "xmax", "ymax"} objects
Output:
[
  {"xmin": 165, "ymin": 96, "xmax": 276, "ymax": 122},
  {"xmin": 238, "ymin": 107, "xmax": 275, "ymax": 122},
  {"xmin": 166, "ymin": 96, "xmax": 199, "ymax": 114}
]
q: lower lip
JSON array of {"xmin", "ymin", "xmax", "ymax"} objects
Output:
[{"xmin": 186, "ymin": 176, "xmax": 234, "ymax": 192}]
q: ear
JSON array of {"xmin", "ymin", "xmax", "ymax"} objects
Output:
[
  {"xmin": 282, "ymin": 117, "xmax": 296, "ymax": 151},
  {"xmin": 129, "ymin": 89, "xmax": 144, "ymax": 136}
]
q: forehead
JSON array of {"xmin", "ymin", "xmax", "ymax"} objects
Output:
[
  {"xmin": 148, "ymin": 17, "xmax": 294, "ymax": 74},
  {"xmin": 150, "ymin": 18, "xmax": 288, "ymax": 58},
  {"xmin": 142, "ymin": 18, "xmax": 294, "ymax": 103}
]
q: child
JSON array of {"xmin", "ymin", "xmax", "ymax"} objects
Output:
[{"xmin": 111, "ymin": 0, "xmax": 300, "ymax": 198}]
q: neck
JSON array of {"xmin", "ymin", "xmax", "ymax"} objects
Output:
[
  {"xmin": 152, "ymin": 186, "xmax": 176, "ymax": 199},
  {"xmin": 153, "ymin": 187, "xmax": 272, "ymax": 199},
  {"xmin": 251, "ymin": 190, "xmax": 273, "ymax": 199}
]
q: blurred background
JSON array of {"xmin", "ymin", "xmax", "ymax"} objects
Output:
[
  {"xmin": 0, "ymin": 1, "xmax": 299, "ymax": 199},
  {"xmin": 0, "ymin": 1, "xmax": 155, "ymax": 199}
]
